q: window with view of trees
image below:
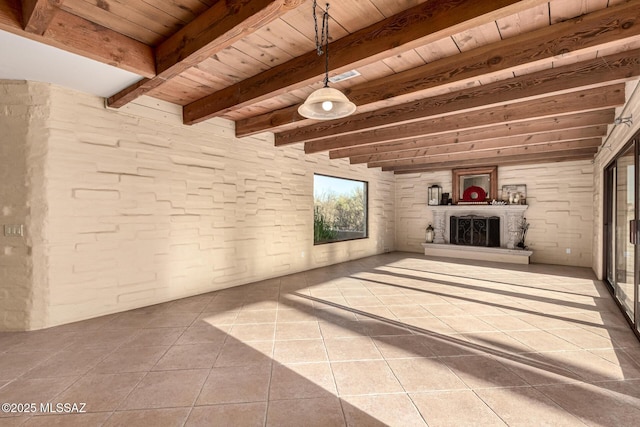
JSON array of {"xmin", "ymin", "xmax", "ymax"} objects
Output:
[{"xmin": 314, "ymin": 174, "xmax": 368, "ymax": 244}]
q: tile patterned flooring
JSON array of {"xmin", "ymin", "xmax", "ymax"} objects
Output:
[{"xmin": 1, "ymin": 253, "xmax": 640, "ymax": 426}]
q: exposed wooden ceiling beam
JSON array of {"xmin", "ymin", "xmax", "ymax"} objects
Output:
[
  {"xmin": 183, "ymin": 0, "xmax": 549, "ymax": 125},
  {"xmin": 392, "ymin": 154, "xmax": 597, "ymax": 174},
  {"xmin": 238, "ymin": 0, "xmax": 640, "ymax": 137},
  {"xmin": 107, "ymin": 0, "xmax": 302, "ymax": 108},
  {"xmin": 305, "ymin": 85, "xmax": 626, "ymax": 154},
  {"xmin": 277, "ymin": 48, "xmax": 640, "ymax": 146},
  {"xmin": 157, "ymin": 0, "xmax": 305, "ymax": 76},
  {"xmin": 45, "ymin": 11, "xmax": 155, "ymax": 77},
  {"xmin": 369, "ymin": 138, "xmax": 602, "ymax": 169},
  {"xmin": 0, "ymin": 0, "xmax": 155, "ymax": 77},
  {"xmin": 350, "ymin": 126, "xmax": 607, "ymax": 165},
  {"xmin": 329, "ymin": 110, "xmax": 616, "ymax": 160},
  {"xmin": 0, "ymin": 0, "xmax": 19, "ymax": 29},
  {"xmin": 22, "ymin": 0, "xmax": 61, "ymax": 34},
  {"xmin": 387, "ymin": 148, "xmax": 599, "ymax": 173}
]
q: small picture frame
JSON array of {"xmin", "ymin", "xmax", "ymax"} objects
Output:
[{"xmin": 501, "ymin": 184, "xmax": 527, "ymax": 204}]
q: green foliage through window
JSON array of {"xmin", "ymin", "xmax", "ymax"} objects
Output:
[{"xmin": 313, "ymin": 174, "xmax": 368, "ymax": 244}]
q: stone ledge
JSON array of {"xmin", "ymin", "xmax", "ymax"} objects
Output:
[
  {"xmin": 421, "ymin": 243, "xmax": 533, "ymax": 265},
  {"xmin": 429, "ymin": 205, "xmax": 528, "ymax": 212}
]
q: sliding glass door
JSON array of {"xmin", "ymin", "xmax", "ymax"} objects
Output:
[
  {"xmin": 604, "ymin": 167, "xmax": 615, "ymax": 286},
  {"xmin": 615, "ymin": 144, "xmax": 636, "ymax": 318},
  {"xmin": 605, "ymin": 136, "xmax": 639, "ymax": 335}
]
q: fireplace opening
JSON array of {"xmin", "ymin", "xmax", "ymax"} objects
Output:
[{"xmin": 450, "ymin": 215, "xmax": 500, "ymax": 247}]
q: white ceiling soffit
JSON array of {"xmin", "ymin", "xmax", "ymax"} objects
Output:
[{"xmin": 0, "ymin": 29, "xmax": 143, "ymax": 98}]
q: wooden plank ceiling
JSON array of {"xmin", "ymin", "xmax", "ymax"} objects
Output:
[{"xmin": 2, "ymin": 0, "xmax": 640, "ymax": 173}]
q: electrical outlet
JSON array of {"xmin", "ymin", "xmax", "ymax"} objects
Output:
[
  {"xmin": 565, "ymin": 248, "xmax": 571, "ymax": 254},
  {"xmin": 301, "ymin": 251, "xmax": 305, "ymax": 258},
  {"xmin": 4, "ymin": 225, "xmax": 24, "ymax": 237}
]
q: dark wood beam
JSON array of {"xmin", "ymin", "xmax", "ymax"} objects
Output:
[
  {"xmin": 392, "ymin": 154, "xmax": 597, "ymax": 174},
  {"xmin": 369, "ymin": 138, "xmax": 602, "ymax": 169},
  {"xmin": 184, "ymin": 0, "xmax": 549, "ymax": 125},
  {"xmin": 238, "ymin": 0, "xmax": 640, "ymax": 137},
  {"xmin": 22, "ymin": 0, "xmax": 61, "ymax": 34},
  {"xmin": 277, "ymin": 48, "xmax": 640, "ymax": 146},
  {"xmin": 0, "ymin": 1, "xmax": 155, "ymax": 77},
  {"xmin": 0, "ymin": 0, "xmax": 21, "ymax": 29},
  {"xmin": 107, "ymin": 0, "xmax": 303, "ymax": 108},
  {"xmin": 350, "ymin": 126, "xmax": 607, "ymax": 165},
  {"xmin": 45, "ymin": 11, "xmax": 155, "ymax": 77},
  {"xmin": 330, "ymin": 110, "xmax": 616, "ymax": 160},
  {"xmin": 305, "ymin": 85, "xmax": 625, "ymax": 154}
]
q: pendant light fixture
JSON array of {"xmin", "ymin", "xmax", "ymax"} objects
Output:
[{"xmin": 298, "ymin": 1, "xmax": 356, "ymax": 120}]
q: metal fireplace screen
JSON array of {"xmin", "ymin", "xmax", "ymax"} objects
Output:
[{"xmin": 450, "ymin": 215, "xmax": 500, "ymax": 247}]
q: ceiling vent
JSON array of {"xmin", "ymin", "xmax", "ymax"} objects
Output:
[{"xmin": 329, "ymin": 69, "xmax": 361, "ymax": 83}]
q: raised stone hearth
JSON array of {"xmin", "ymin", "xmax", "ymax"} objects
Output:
[{"xmin": 422, "ymin": 204, "xmax": 532, "ymax": 264}]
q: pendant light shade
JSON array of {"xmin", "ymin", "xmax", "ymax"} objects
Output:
[
  {"xmin": 298, "ymin": 86, "xmax": 356, "ymax": 120},
  {"xmin": 299, "ymin": 1, "xmax": 356, "ymax": 121}
]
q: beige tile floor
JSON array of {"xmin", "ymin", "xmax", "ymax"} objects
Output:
[{"xmin": 1, "ymin": 253, "xmax": 640, "ymax": 426}]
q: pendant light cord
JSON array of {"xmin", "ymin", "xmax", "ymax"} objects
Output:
[{"xmin": 313, "ymin": 1, "xmax": 331, "ymax": 88}]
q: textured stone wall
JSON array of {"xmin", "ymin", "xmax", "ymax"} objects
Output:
[
  {"xmin": 500, "ymin": 161, "xmax": 593, "ymax": 267},
  {"xmin": 19, "ymin": 84, "xmax": 394, "ymax": 328},
  {"xmin": 394, "ymin": 161, "xmax": 594, "ymax": 267},
  {"xmin": 0, "ymin": 81, "xmax": 49, "ymax": 330},
  {"xmin": 394, "ymin": 171, "xmax": 451, "ymax": 251}
]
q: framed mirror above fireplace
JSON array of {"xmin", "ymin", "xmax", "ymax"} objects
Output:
[{"xmin": 452, "ymin": 166, "xmax": 498, "ymax": 204}]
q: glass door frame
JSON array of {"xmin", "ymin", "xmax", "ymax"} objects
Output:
[{"xmin": 603, "ymin": 132, "xmax": 639, "ymax": 339}]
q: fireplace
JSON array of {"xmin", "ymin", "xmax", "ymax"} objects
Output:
[
  {"xmin": 422, "ymin": 205, "xmax": 532, "ymax": 264},
  {"xmin": 429, "ymin": 205, "xmax": 527, "ymax": 249},
  {"xmin": 450, "ymin": 215, "xmax": 500, "ymax": 247}
]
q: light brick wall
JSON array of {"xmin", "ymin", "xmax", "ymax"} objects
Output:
[
  {"xmin": 1, "ymin": 81, "xmax": 395, "ymax": 330},
  {"xmin": 500, "ymin": 162, "xmax": 593, "ymax": 267},
  {"xmin": 0, "ymin": 81, "xmax": 50, "ymax": 330},
  {"xmin": 42, "ymin": 88, "xmax": 395, "ymax": 327},
  {"xmin": 394, "ymin": 161, "xmax": 594, "ymax": 267},
  {"xmin": 394, "ymin": 171, "xmax": 451, "ymax": 251}
]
